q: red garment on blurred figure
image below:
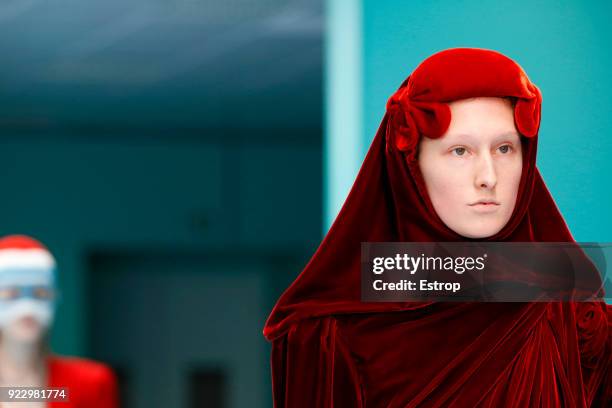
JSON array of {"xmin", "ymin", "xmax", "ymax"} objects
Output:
[
  {"xmin": 263, "ymin": 48, "xmax": 611, "ymax": 407},
  {"xmin": 47, "ymin": 355, "xmax": 118, "ymax": 408}
]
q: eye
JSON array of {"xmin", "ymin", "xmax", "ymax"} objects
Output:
[
  {"xmin": 0, "ymin": 287, "xmax": 20, "ymax": 300},
  {"xmin": 32, "ymin": 286, "xmax": 53, "ymax": 300},
  {"xmin": 498, "ymin": 144, "xmax": 513, "ymax": 154},
  {"xmin": 451, "ymin": 147, "xmax": 467, "ymax": 156}
]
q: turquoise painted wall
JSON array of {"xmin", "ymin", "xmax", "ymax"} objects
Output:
[
  {"xmin": 0, "ymin": 138, "xmax": 322, "ymax": 359},
  {"xmin": 361, "ymin": 0, "xmax": 612, "ymax": 242}
]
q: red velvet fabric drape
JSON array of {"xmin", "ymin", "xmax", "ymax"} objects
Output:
[{"xmin": 264, "ymin": 48, "xmax": 611, "ymax": 407}]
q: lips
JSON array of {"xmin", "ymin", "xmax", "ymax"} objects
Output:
[
  {"xmin": 468, "ymin": 200, "xmax": 501, "ymax": 213},
  {"xmin": 469, "ymin": 200, "xmax": 500, "ymax": 206}
]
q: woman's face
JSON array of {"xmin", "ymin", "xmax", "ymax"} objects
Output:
[
  {"xmin": 0, "ymin": 284, "xmax": 54, "ymax": 344},
  {"xmin": 417, "ymin": 97, "xmax": 523, "ymax": 238}
]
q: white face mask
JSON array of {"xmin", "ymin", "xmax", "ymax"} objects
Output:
[
  {"xmin": 0, "ymin": 297, "xmax": 54, "ymax": 330},
  {"xmin": 0, "ymin": 265, "xmax": 57, "ymax": 332}
]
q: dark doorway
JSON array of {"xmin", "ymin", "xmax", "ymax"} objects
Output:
[{"xmin": 87, "ymin": 250, "xmax": 268, "ymax": 408}]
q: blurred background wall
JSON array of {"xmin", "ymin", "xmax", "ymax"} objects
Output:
[
  {"xmin": 0, "ymin": 1, "xmax": 323, "ymax": 407},
  {"xmin": 0, "ymin": 0, "xmax": 610, "ymax": 407}
]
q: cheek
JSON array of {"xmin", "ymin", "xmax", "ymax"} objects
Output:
[
  {"xmin": 424, "ymin": 170, "xmax": 469, "ymax": 218},
  {"xmin": 499, "ymin": 159, "xmax": 523, "ymax": 202}
]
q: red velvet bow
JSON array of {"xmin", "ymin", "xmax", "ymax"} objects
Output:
[{"xmin": 385, "ymin": 83, "xmax": 451, "ymax": 160}]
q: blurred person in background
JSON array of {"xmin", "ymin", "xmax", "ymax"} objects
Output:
[{"xmin": 0, "ymin": 235, "xmax": 118, "ymax": 408}]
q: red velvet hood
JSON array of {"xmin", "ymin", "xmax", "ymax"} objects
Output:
[{"xmin": 263, "ymin": 47, "xmax": 576, "ymax": 342}]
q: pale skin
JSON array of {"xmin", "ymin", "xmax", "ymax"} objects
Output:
[
  {"xmin": 0, "ymin": 316, "xmax": 47, "ymax": 408},
  {"xmin": 417, "ymin": 97, "xmax": 523, "ymax": 239}
]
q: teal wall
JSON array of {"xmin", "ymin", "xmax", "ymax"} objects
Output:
[
  {"xmin": 0, "ymin": 2, "xmax": 324, "ymax": 406},
  {"xmin": 0, "ymin": 137, "xmax": 321, "ymax": 360},
  {"xmin": 363, "ymin": 0, "xmax": 612, "ymax": 242},
  {"xmin": 326, "ymin": 0, "xmax": 612, "ymax": 243},
  {"xmin": 324, "ymin": 0, "xmax": 363, "ymax": 229}
]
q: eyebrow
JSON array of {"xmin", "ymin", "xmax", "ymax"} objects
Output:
[{"xmin": 444, "ymin": 131, "xmax": 520, "ymax": 144}]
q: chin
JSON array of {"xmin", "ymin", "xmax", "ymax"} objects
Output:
[
  {"xmin": 11, "ymin": 331, "xmax": 43, "ymax": 344},
  {"xmin": 6, "ymin": 323, "xmax": 45, "ymax": 344},
  {"xmin": 456, "ymin": 223, "xmax": 505, "ymax": 239}
]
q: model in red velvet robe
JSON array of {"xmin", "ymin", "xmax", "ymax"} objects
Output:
[
  {"xmin": 47, "ymin": 354, "xmax": 118, "ymax": 408},
  {"xmin": 263, "ymin": 48, "xmax": 611, "ymax": 407}
]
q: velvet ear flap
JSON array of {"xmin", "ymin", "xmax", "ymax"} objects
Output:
[
  {"xmin": 410, "ymin": 101, "xmax": 451, "ymax": 140},
  {"xmin": 385, "ymin": 86, "xmax": 417, "ymax": 156},
  {"xmin": 385, "ymin": 95, "xmax": 451, "ymax": 160},
  {"xmin": 514, "ymin": 83, "xmax": 542, "ymax": 138}
]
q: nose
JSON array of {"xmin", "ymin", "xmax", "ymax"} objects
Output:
[{"xmin": 474, "ymin": 153, "xmax": 497, "ymax": 190}]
